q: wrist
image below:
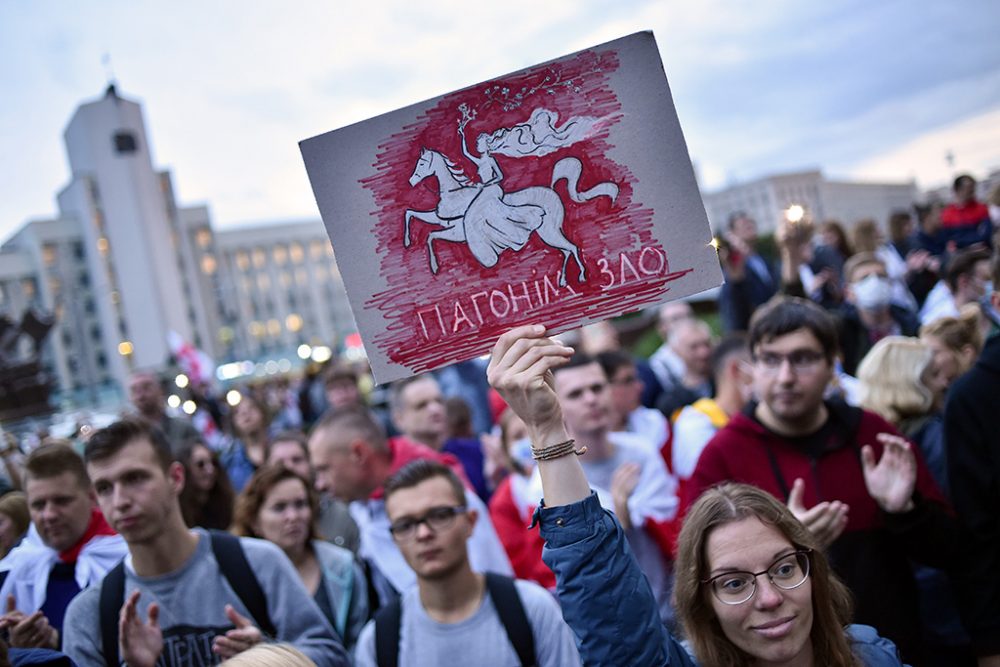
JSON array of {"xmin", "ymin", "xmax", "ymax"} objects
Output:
[{"xmin": 527, "ymin": 424, "xmax": 570, "ymax": 449}]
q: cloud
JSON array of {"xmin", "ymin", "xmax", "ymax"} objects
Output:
[
  {"xmin": 2, "ymin": 0, "xmax": 999, "ymax": 242},
  {"xmin": 849, "ymin": 106, "xmax": 1000, "ymax": 189}
]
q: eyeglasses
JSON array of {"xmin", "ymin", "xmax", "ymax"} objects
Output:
[
  {"xmin": 702, "ymin": 550, "xmax": 811, "ymax": 605},
  {"xmin": 388, "ymin": 505, "xmax": 467, "ymax": 541},
  {"xmin": 193, "ymin": 459, "xmax": 215, "ymax": 470},
  {"xmin": 754, "ymin": 350, "xmax": 826, "ymax": 375}
]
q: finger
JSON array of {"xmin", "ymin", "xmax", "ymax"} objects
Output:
[
  {"xmin": 860, "ymin": 445, "xmax": 875, "ymax": 472},
  {"xmin": 6, "ymin": 595, "xmax": 15, "ymax": 615},
  {"xmin": 491, "ymin": 333, "xmax": 573, "ymax": 378},
  {"xmin": 212, "ymin": 636, "xmax": 245, "ymax": 658},
  {"xmin": 14, "ymin": 611, "xmax": 45, "ymax": 635},
  {"xmin": 787, "ymin": 478, "xmax": 805, "ymax": 511},
  {"xmin": 226, "ymin": 627, "xmax": 262, "ymax": 644},
  {"xmin": 808, "ymin": 503, "xmax": 844, "ymax": 536},
  {"xmin": 147, "ymin": 602, "xmax": 159, "ymax": 629},
  {"xmin": 798, "ymin": 502, "xmax": 831, "ymax": 527},
  {"xmin": 490, "ymin": 325, "xmax": 546, "ymax": 371},
  {"xmin": 224, "ymin": 604, "xmax": 252, "ymax": 629},
  {"xmin": 503, "ymin": 353, "xmax": 573, "ymax": 393}
]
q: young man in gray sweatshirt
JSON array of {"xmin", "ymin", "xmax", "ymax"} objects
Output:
[{"xmin": 62, "ymin": 418, "xmax": 349, "ymax": 667}]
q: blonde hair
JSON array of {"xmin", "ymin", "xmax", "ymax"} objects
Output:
[
  {"xmin": 857, "ymin": 336, "xmax": 934, "ymax": 425},
  {"xmin": 920, "ymin": 305, "xmax": 984, "ymax": 374},
  {"xmin": 851, "ymin": 218, "xmax": 881, "ymax": 254},
  {"xmin": 219, "ymin": 643, "xmax": 316, "ymax": 666}
]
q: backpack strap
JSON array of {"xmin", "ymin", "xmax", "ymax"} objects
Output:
[
  {"xmin": 372, "ymin": 573, "xmax": 535, "ymax": 667},
  {"xmin": 373, "ymin": 596, "xmax": 402, "ymax": 667},
  {"xmin": 208, "ymin": 530, "xmax": 276, "ymax": 637},
  {"xmin": 485, "ymin": 573, "xmax": 536, "ymax": 667},
  {"xmin": 99, "ymin": 560, "xmax": 126, "ymax": 667}
]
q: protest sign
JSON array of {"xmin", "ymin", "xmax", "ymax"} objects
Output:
[{"xmin": 300, "ymin": 31, "xmax": 722, "ymax": 383}]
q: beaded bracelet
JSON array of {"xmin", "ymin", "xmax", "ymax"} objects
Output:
[{"xmin": 530, "ymin": 438, "xmax": 588, "ymax": 461}]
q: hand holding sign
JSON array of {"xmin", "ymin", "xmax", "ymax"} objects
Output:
[{"xmin": 301, "ymin": 32, "xmax": 722, "ymax": 383}]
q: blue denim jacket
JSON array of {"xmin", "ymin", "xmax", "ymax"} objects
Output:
[{"xmin": 534, "ymin": 492, "xmax": 905, "ymax": 667}]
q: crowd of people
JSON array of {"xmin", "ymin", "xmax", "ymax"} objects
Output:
[{"xmin": 0, "ymin": 175, "xmax": 997, "ymax": 666}]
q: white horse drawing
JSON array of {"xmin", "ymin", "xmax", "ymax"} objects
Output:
[{"xmin": 404, "ymin": 149, "xmax": 618, "ymax": 286}]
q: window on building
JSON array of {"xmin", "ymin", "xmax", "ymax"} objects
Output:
[
  {"xmin": 84, "ymin": 298, "xmax": 96, "ymax": 315},
  {"xmin": 273, "ymin": 246, "xmax": 288, "ymax": 266},
  {"xmin": 236, "ymin": 251, "xmax": 250, "ymax": 271},
  {"xmin": 252, "ymin": 249, "xmax": 266, "ymax": 269},
  {"xmin": 73, "ymin": 241, "xmax": 86, "ymax": 260},
  {"xmin": 257, "ymin": 274, "xmax": 271, "ymax": 291},
  {"xmin": 289, "ymin": 243, "xmax": 304, "ymax": 264},
  {"xmin": 22, "ymin": 279, "xmax": 37, "ymax": 300},
  {"xmin": 96, "ymin": 352, "xmax": 108, "ymax": 369},
  {"xmin": 113, "ymin": 131, "xmax": 138, "ymax": 154},
  {"xmin": 42, "ymin": 244, "xmax": 57, "ymax": 267},
  {"xmin": 195, "ymin": 228, "xmax": 212, "ymax": 249},
  {"xmin": 201, "ymin": 255, "xmax": 217, "ymax": 275},
  {"xmin": 91, "ymin": 324, "xmax": 101, "ymax": 342},
  {"xmin": 79, "ymin": 272, "xmax": 91, "ymax": 288}
]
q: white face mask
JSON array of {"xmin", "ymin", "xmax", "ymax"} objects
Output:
[
  {"xmin": 510, "ymin": 437, "xmax": 535, "ymax": 471},
  {"xmin": 853, "ymin": 274, "xmax": 892, "ymax": 310}
]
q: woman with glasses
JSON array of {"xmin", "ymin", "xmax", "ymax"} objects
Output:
[
  {"xmin": 177, "ymin": 439, "xmax": 235, "ymax": 530},
  {"xmin": 232, "ymin": 465, "xmax": 368, "ymax": 651},
  {"xmin": 487, "ymin": 325, "xmax": 905, "ymax": 666}
]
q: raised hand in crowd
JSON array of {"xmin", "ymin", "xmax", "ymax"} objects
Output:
[
  {"xmin": 609, "ymin": 462, "xmax": 641, "ymax": 530},
  {"xmin": 861, "ymin": 433, "xmax": 917, "ymax": 514},
  {"xmin": 786, "ymin": 477, "xmax": 849, "ymax": 549},
  {"xmin": 0, "ymin": 595, "xmax": 58, "ymax": 649},
  {"xmin": 212, "ymin": 604, "xmax": 263, "ymax": 659},
  {"xmin": 119, "ymin": 591, "xmax": 162, "ymax": 667},
  {"xmin": 486, "ymin": 325, "xmax": 588, "ymax": 507}
]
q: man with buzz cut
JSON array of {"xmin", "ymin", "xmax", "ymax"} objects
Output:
[
  {"xmin": 354, "ymin": 460, "xmax": 580, "ymax": 667},
  {"xmin": 62, "ymin": 418, "xmax": 348, "ymax": 667}
]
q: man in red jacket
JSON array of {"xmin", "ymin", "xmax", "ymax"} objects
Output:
[{"xmin": 684, "ymin": 297, "xmax": 962, "ymax": 666}]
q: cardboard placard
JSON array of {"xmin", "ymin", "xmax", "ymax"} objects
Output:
[{"xmin": 301, "ymin": 31, "xmax": 722, "ymax": 383}]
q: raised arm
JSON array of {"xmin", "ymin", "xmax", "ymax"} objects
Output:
[
  {"xmin": 488, "ymin": 326, "xmax": 681, "ymax": 666},
  {"xmin": 459, "ymin": 126, "xmax": 478, "ymax": 165},
  {"xmin": 486, "ymin": 325, "xmax": 587, "ymax": 505}
]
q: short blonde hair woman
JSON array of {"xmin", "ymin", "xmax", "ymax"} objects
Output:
[{"xmin": 857, "ymin": 336, "xmax": 936, "ymax": 425}]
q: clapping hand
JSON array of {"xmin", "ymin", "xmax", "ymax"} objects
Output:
[
  {"xmin": 0, "ymin": 595, "xmax": 58, "ymax": 649},
  {"xmin": 861, "ymin": 433, "xmax": 917, "ymax": 514},
  {"xmin": 212, "ymin": 605, "xmax": 263, "ymax": 659},
  {"xmin": 119, "ymin": 591, "xmax": 162, "ymax": 667},
  {"xmin": 787, "ymin": 479, "xmax": 849, "ymax": 549},
  {"xmin": 610, "ymin": 463, "xmax": 641, "ymax": 530}
]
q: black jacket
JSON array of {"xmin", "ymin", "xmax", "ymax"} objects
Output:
[{"xmin": 945, "ymin": 333, "xmax": 1000, "ymax": 657}]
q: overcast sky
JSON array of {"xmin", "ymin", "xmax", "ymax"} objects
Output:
[{"xmin": 2, "ymin": 0, "xmax": 998, "ymax": 242}]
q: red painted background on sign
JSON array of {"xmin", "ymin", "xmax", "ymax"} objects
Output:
[{"xmin": 359, "ymin": 47, "xmax": 692, "ymax": 373}]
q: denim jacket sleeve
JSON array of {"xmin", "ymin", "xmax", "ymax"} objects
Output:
[{"xmin": 534, "ymin": 492, "xmax": 696, "ymax": 667}]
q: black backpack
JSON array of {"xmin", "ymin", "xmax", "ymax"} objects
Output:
[
  {"xmin": 374, "ymin": 572, "xmax": 536, "ymax": 667},
  {"xmin": 98, "ymin": 531, "xmax": 275, "ymax": 667}
]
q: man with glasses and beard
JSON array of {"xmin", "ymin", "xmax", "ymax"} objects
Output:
[{"xmin": 683, "ymin": 296, "xmax": 962, "ymax": 666}]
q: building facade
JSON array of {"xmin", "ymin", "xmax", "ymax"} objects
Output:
[
  {"xmin": 702, "ymin": 169, "xmax": 919, "ymax": 234},
  {"xmin": 1, "ymin": 86, "xmax": 354, "ymax": 407}
]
